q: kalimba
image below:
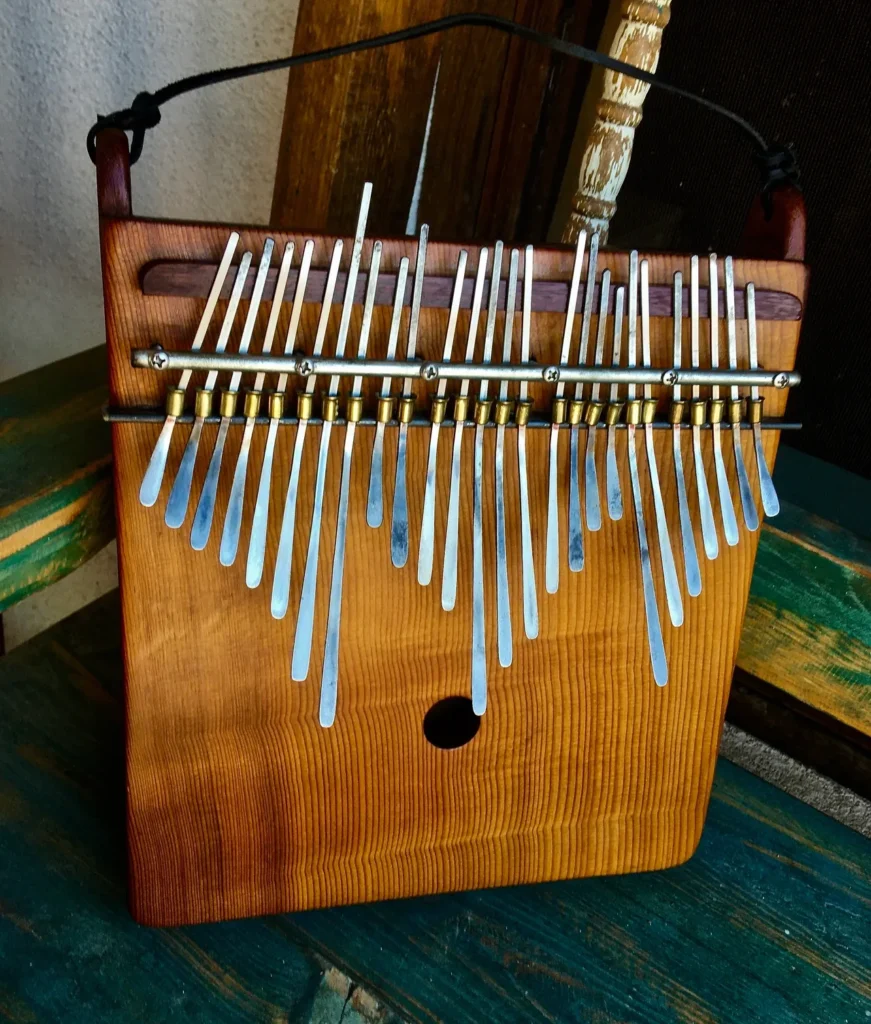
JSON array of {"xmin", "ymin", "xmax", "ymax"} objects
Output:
[{"xmin": 95, "ymin": 131, "xmax": 804, "ymax": 927}]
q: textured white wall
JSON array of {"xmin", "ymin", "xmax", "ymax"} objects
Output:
[{"xmin": 0, "ymin": 0, "xmax": 299, "ymax": 381}]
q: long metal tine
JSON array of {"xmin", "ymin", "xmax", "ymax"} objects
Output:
[
  {"xmin": 141, "ymin": 232, "xmax": 240, "ymax": 507},
  {"xmin": 442, "ymin": 249, "xmax": 488, "ymax": 612},
  {"xmin": 190, "ymin": 240, "xmax": 275, "ymax": 550},
  {"xmin": 627, "ymin": 253, "xmax": 668, "ymax": 685},
  {"xmin": 494, "ymin": 248, "xmax": 518, "ymax": 668},
  {"xmin": 606, "ymin": 287, "xmax": 625, "ymax": 521},
  {"xmin": 570, "ymin": 232, "xmax": 599, "ymax": 566},
  {"xmin": 709, "ymin": 254, "xmax": 740, "ymax": 547},
  {"xmin": 246, "ymin": 240, "xmax": 315, "ymax": 588},
  {"xmin": 640, "ymin": 258, "xmax": 683, "ymax": 627},
  {"xmin": 271, "ymin": 240, "xmax": 344, "ymax": 617},
  {"xmin": 367, "ymin": 257, "xmax": 410, "ymax": 528},
  {"xmin": 391, "ymin": 224, "xmax": 429, "ymax": 568},
  {"xmin": 690, "ymin": 256, "xmax": 719, "ymax": 559},
  {"xmin": 165, "ymin": 250, "xmax": 253, "ymax": 529},
  {"xmin": 670, "ymin": 273, "xmax": 702, "ymax": 597},
  {"xmin": 221, "ymin": 241, "xmax": 295, "ymax": 568},
  {"xmin": 584, "ymin": 266, "xmax": 609, "ymax": 532},
  {"xmin": 319, "ymin": 242, "xmax": 382, "ymax": 727},
  {"xmin": 471, "ymin": 241, "xmax": 502, "ymax": 715},
  {"xmin": 546, "ymin": 231, "xmax": 586, "ymax": 593},
  {"xmin": 418, "ymin": 250, "xmax": 467, "ymax": 585},
  {"xmin": 746, "ymin": 283, "xmax": 780, "ymax": 517},
  {"xmin": 725, "ymin": 257, "xmax": 759, "ymax": 532},
  {"xmin": 291, "ymin": 183, "xmax": 371, "ymax": 678},
  {"xmin": 517, "ymin": 245, "xmax": 539, "ymax": 639}
]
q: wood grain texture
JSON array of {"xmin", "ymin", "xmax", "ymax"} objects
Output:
[
  {"xmin": 0, "ymin": 346, "xmax": 113, "ymax": 611},
  {"xmin": 2, "ymin": 590, "xmax": 869, "ymax": 1023},
  {"xmin": 99, "ymin": 213, "xmax": 804, "ymax": 925}
]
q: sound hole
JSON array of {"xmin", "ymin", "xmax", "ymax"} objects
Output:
[{"xmin": 423, "ymin": 696, "xmax": 480, "ymax": 750}]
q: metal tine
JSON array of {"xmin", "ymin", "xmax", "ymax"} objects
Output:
[
  {"xmin": 570, "ymin": 232, "xmax": 599, "ymax": 566},
  {"xmin": 517, "ymin": 245, "xmax": 539, "ymax": 639},
  {"xmin": 670, "ymin": 273, "xmax": 702, "ymax": 597},
  {"xmin": 291, "ymin": 183, "xmax": 372, "ymax": 678},
  {"xmin": 246, "ymin": 240, "xmax": 315, "ymax": 588},
  {"xmin": 367, "ymin": 257, "xmax": 410, "ymax": 528},
  {"xmin": 141, "ymin": 232, "xmax": 240, "ymax": 507},
  {"xmin": 221, "ymin": 241, "xmax": 295, "ymax": 568},
  {"xmin": 271, "ymin": 240, "xmax": 343, "ymax": 616},
  {"xmin": 546, "ymin": 231, "xmax": 586, "ymax": 594},
  {"xmin": 606, "ymin": 287, "xmax": 625, "ymax": 521},
  {"xmin": 418, "ymin": 250, "xmax": 468, "ymax": 584},
  {"xmin": 471, "ymin": 240, "xmax": 503, "ymax": 716},
  {"xmin": 190, "ymin": 240, "xmax": 275, "ymax": 550},
  {"xmin": 725, "ymin": 257, "xmax": 759, "ymax": 532},
  {"xmin": 709, "ymin": 254, "xmax": 740, "ymax": 547},
  {"xmin": 165, "ymin": 250, "xmax": 253, "ymax": 529},
  {"xmin": 626, "ymin": 252, "xmax": 668, "ymax": 686},
  {"xmin": 442, "ymin": 249, "xmax": 489, "ymax": 612},
  {"xmin": 391, "ymin": 224, "xmax": 429, "ymax": 568},
  {"xmin": 583, "ymin": 267, "xmax": 610, "ymax": 532},
  {"xmin": 690, "ymin": 256, "xmax": 719, "ymax": 559},
  {"xmin": 746, "ymin": 283, "xmax": 780, "ymax": 517},
  {"xmin": 494, "ymin": 248, "xmax": 519, "ymax": 668},
  {"xmin": 640, "ymin": 258, "xmax": 683, "ymax": 627},
  {"xmin": 320, "ymin": 242, "xmax": 382, "ymax": 727}
]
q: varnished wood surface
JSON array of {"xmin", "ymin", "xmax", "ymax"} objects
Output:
[
  {"xmin": 0, "ymin": 346, "xmax": 112, "ymax": 612},
  {"xmin": 100, "ymin": 214, "xmax": 804, "ymax": 925},
  {"xmin": 2, "ymin": 590, "xmax": 869, "ymax": 1023}
]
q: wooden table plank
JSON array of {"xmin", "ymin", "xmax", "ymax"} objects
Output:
[
  {"xmin": 0, "ymin": 346, "xmax": 113, "ymax": 611},
  {"xmin": 1, "ymin": 592, "xmax": 869, "ymax": 1023}
]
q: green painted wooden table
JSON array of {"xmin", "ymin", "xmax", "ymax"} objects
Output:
[{"xmin": 1, "ymin": 592, "xmax": 869, "ymax": 1023}]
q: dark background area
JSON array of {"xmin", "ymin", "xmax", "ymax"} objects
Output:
[{"xmin": 607, "ymin": 0, "xmax": 870, "ymax": 479}]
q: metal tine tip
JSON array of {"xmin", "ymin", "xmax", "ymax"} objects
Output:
[
  {"xmin": 606, "ymin": 286, "xmax": 624, "ymax": 522},
  {"xmin": 247, "ymin": 239, "xmax": 315, "ymax": 588},
  {"xmin": 626, "ymin": 251, "xmax": 668, "ymax": 685},
  {"xmin": 391, "ymin": 224, "xmax": 429, "ymax": 568},
  {"xmin": 164, "ymin": 249, "xmax": 253, "ymax": 529},
  {"xmin": 690, "ymin": 254, "xmax": 719, "ymax": 559},
  {"xmin": 471, "ymin": 240, "xmax": 503, "ymax": 716},
  {"xmin": 494, "ymin": 248, "xmax": 519, "ymax": 668},
  {"xmin": 367, "ymin": 256, "xmax": 410, "ymax": 529},
  {"xmin": 319, "ymin": 241, "xmax": 382, "ymax": 727},
  {"xmin": 670, "ymin": 271, "xmax": 702, "ymax": 597},
  {"xmin": 545, "ymin": 230, "xmax": 586, "ymax": 594},
  {"xmin": 569, "ymin": 231, "xmax": 599, "ymax": 569},
  {"xmin": 418, "ymin": 249, "xmax": 467, "ymax": 584},
  {"xmin": 746, "ymin": 283, "xmax": 780, "ymax": 517},
  {"xmin": 709, "ymin": 253, "xmax": 739, "ymax": 547},
  {"xmin": 190, "ymin": 239, "xmax": 275, "ymax": 552},
  {"xmin": 517, "ymin": 245, "xmax": 539, "ymax": 639},
  {"xmin": 584, "ymin": 264, "xmax": 609, "ymax": 534},
  {"xmin": 221, "ymin": 240, "xmax": 295, "ymax": 568},
  {"xmin": 725, "ymin": 256, "xmax": 759, "ymax": 532},
  {"xmin": 271, "ymin": 238, "xmax": 344, "ymax": 618},
  {"xmin": 640, "ymin": 258, "xmax": 683, "ymax": 628},
  {"xmin": 140, "ymin": 231, "xmax": 240, "ymax": 507},
  {"xmin": 442, "ymin": 248, "xmax": 489, "ymax": 612},
  {"xmin": 291, "ymin": 183, "xmax": 371, "ymax": 680}
]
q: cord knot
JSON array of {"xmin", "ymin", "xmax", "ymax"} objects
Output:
[
  {"xmin": 87, "ymin": 90, "xmax": 161, "ymax": 164},
  {"xmin": 755, "ymin": 143, "xmax": 801, "ymax": 216}
]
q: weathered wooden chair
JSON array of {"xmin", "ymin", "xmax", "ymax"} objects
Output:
[{"xmin": 1, "ymin": 6, "xmax": 869, "ymax": 1017}]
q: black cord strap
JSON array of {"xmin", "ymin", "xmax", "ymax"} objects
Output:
[{"xmin": 87, "ymin": 11, "xmax": 799, "ymax": 199}]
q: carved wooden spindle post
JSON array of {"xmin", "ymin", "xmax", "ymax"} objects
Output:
[{"xmin": 557, "ymin": 0, "xmax": 672, "ymax": 244}]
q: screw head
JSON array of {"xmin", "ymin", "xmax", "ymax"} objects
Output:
[
  {"xmin": 422, "ymin": 363, "xmax": 439, "ymax": 381},
  {"xmin": 773, "ymin": 372, "xmax": 789, "ymax": 389},
  {"xmin": 297, "ymin": 358, "xmax": 314, "ymax": 377},
  {"xmin": 543, "ymin": 365, "xmax": 560, "ymax": 383},
  {"xmin": 662, "ymin": 369, "xmax": 678, "ymax": 386},
  {"xmin": 149, "ymin": 346, "xmax": 168, "ymax": 370}
]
